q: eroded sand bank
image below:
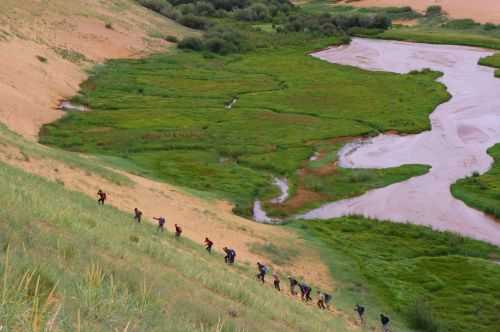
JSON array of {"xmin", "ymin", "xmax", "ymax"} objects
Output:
[
  {"xmin": 305, "ymin": 38, "xmax": 500, "ymax": 246},
  {"xmin": 344, "ymin": 0, "xmax": 500, "ymax": 24}
]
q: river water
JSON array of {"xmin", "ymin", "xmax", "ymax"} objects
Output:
[{"xmin": 302, "ymin": 38, "xmax": 500, "ymax": 246}]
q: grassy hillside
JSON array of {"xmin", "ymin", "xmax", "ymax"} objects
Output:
[
  {"xmin": 40, "ymin": 31, "xmax": 447, "ymax": 217},
  {"xmin": 0, "ymin": 159, "xmax": 352, "ymax": 331},
  {"xmin": 452, "ymin": 144, "xmax": 500, "ymax": 219},
  {"xmin": 292, "ymin": 217, "xmax": 500, "ymax": 332}
]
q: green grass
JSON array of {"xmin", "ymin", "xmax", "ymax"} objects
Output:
[
  {"xmin": 291, "ymin": 217, "xmax": 500, "ymax": 332},
  {"xmin": 40, "ymin": 34, "xmax": 448, "ymax": 217},
  {"xmin": 452, "ymin": 144, "xmax": 500, "ymax": 219},
  {"xmin": 377, "ymin": 28, "xmax": 500, "ymax": 50},
  {"xmin": 300, "ymin": 1, "xmax": 421, "ymax": 20},
  {"xmin": 479, "ymin": 53, "xmax": 500, "ymax": 77},
  {"xmin": 0, "ymin": 159, "xmax": 354, "ymax": 331}
]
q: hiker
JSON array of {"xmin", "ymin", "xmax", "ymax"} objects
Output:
[
  {"xmin": 380, "ymin": 314, "xmax": 390, "ymax": 332},
  {"xmin": 97, "ymin": 189, "xmax": 107, "ymax": 205},
  {"xmin": 256, "ymin": 262, "xmax": 268, "ymax": 283},
  {"xmin": 355, "ymin": 304, "xmax": 365, "ymax": 324},
  {"xmin": 317, "ymin": 291, "xmax": 332, "ymax": 310},
  {"xmin": 223, "ymin": 247, "xmax": 236, "ymax": 265},
  {"xmin": 133, "ymin": 208, "xmax": 143, "ymax": 223},
  {"xmin": 299, "ymin": 282, "xmax": 312, "ymax": 302},
  {"xmin": 153, "ymin": 216, "xmax": 166, "ymax": 232},
  {"xmin": 175, "ymin": 224, "xmax": 182, "ymax": 238},
  {"xmin": 204, "ymin": 237, "xmax": 213, "ymax": 253},
  {"xmin": 288, "ymin": 276, "xmax": 298, "ymax": 295},
  {"xmin": 272, "ymin": 274, "xmax": 281, "ymax": 291}
]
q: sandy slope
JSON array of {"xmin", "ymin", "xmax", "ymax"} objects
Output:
[
  {"xmin": 0, "ymin": 143, "xmax": 333, "ymax": 289},
  {"xmin": 345, "ymin": 0, "xmax": 500, "ymax": 23},
  {"xmin": 0, "ymin": 0, "xmax": 334, "ymax": 290},
  {"xmin": 0, "ymin": 0, "xmax": 190, "ymax": 139}
]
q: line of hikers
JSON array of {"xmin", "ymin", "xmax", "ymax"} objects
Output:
[{"xmin": 99, "ymin": 190, "xmax": 392, "ymax": 331}]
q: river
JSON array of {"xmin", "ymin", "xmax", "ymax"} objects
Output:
[{"xmin": 302, "ymin": 38, "xmax": 500, "ymax": 246}]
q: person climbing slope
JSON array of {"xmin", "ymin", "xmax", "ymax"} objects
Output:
[
  {"xmin": 317, "ymin": 291, "xmax": 332, "ymax": 310},
  {"xmin": 256, "ymin": 262, "xmax": 268, "ymax": 283},
  {"xmin": 97, "ymin": 189, "xmax": 107, "ymax": 205},
  {"xmin": 223, "ymin": 247, "xmax": 236, "ymax": 265},
  {"xmin": 355, "ymin": 304, "xmax": 365, "ymax": 324},
  {"xmin": 288, "ymin": 276, "xmax": 298, "ymax": 295},
  {"xmin": 175, "ymin": 224, "xmax": 182, "ymax": 238},
  {"xmin": 133, "ymin": 208, "xmax": 142, "ymax": 223},
  {"xmin": 272, "ymin": 274, "xmax": 280, "ymax": 291},
  {"xmin": 204, "ymin": 237, "xmax": 213, "ymax": 253},
  {"xmin": 299, "ymin": 282, "xmax": 312, "ymax": 302},
  {"xmin": 380, "ymin": 314, "xmax": 390, "ymax": 332},
  {"xmin": 153, "ymin": 216, "xmax": 166, "ymax": 232}
]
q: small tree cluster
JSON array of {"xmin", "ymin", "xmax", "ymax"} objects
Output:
[
  {"xmin": 282, "ymin": 12, "xmax": 391, "ymax": 36},
  {"xmin": 178, "ymin": 26, "xmax": 250, "ymax": 55}
]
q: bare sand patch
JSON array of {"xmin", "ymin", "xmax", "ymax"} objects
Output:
[
  {"xmin": 0, "ymin": 0, "xmax": 192, "ymax": 139},
  {"xmin": 343, "ymin": 0, "xmax": 500, "ymax": 24}
]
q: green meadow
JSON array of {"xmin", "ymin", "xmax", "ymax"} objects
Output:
[
  {"xmin": 452, "ymin": 144, "xmax": 500, "ymax": 219},
  {"xmin": 292, "ymin": 217, "xmax": 500, "ymax": 332},
  {"xmin": 40, "ymin": 33, "xmax": 448, "ymax": 217}
]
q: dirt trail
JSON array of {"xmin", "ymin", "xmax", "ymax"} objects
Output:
[{"xmin": 342, "ymin": 0, "xmax": 500, "ymax": 24}]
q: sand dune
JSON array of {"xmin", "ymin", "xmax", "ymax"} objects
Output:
[{"xmin": 347, "ymin": 0, "xmax": 500, "ymax": 23}]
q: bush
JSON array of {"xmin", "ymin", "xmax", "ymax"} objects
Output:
[
  {"xmin": 443, "ymin": 19, "xmax": 480, "ymax": 30},
  {"xmin": 179, "ymin": 14, "xmax": 210, "ymax": 29},
  {"xmin": 137, "ymin": 0, "xmax": 170, "ymax": 12},
  {"xmin": 178, "ymin": 36, "xmax": 204, "ymax": 51},
  {"xmin": 165, "ymin": 35, "xmax": 179, "ymax": 43},
  {"xmin": 406, "ymin": 298, "xmax": 441, "ymax": 332},
  {"xmin": 426, "ymin": 5, "xmax": 443, "ymax": 17},
  {"xmin": 483, "ymin": 23, "xmax": 498, "ymax": 31},
  {"xmin": 194, "ymin": 1, "xmax": 216, "ymax": 16}
]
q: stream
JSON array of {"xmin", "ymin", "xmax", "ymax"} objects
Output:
[
  {"xmin": 253, "ymin": 177, "xmax": 289, "ymax": 223},
  {"xmin": 300, "ymin": 38, "xmax": 500, "ymax": 246}
]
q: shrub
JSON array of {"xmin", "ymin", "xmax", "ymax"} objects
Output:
[
  {"xmin": 36, "ymin": 55, "xmax": 48, "ymax": 63},
  {"xmin": 105, "ymin": 22, "xmax": 113, "ymax": 29},
  {"xmin": 443, "ymin": 19, "xmax": 480, "ymax": 30},
  {"xmin": 178, "ymin": 36, "xmax": 204, "ymax": 51},
  {"xmin": 179, "ymin": 14, "xmax": 209, "ymax": 29},
  {"xmin": 194, "ymin": 1, "xmax": 215, "ymax": 16},
  {"xmin": 406, "ymin": 298, "xmax": 441, "ymax": 332},
  {"xmin": 137, "ymin": 0, "xmax": 170, "ymax": 12},
  {"xmin": 483, "ymin": 23, "xmax": 498, "ymax": 31},
  {"xmin": 165, "ymin": 35, "xmax": 179, "ymax": 43},
  {"xmin": 204, "ymin": 37, "xmax": 235, "ymax": 54},
  {"xmin": 426, "ymin": 5, "xmax": 443, "ymax": 17}
]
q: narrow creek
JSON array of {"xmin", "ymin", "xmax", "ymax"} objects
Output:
[
  {"xmin": 253, "ymin": 177, "xmax": 289, "ymax": 223},
  {"xmin": 301, "ymin": 38, "xmax": 500, "ymax": 246}
]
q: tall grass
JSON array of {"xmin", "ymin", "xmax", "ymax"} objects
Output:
[
  {"xmin": 451, "ymin": 144, "xmax": 500, "ymax": 219},
  {"xmin": 0, "ymin": 160, "xmax": 351, "ymax": 331}
]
